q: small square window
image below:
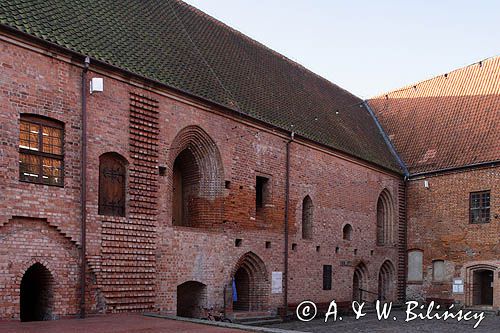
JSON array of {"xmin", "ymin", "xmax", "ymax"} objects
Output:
[
  {"xmin": 470, "ymin": 191, "xmax": 490, "ymax": 224},
  {"xmin": 235, "ymin": 239, "xmax": 242, "ymax": 247},
  {"xmin": 265, "ymin": 241, "xmax": 271, "ymax": 249},
  {"xmin": 292, "ymin": 243, "xmax": 297, "ymax": 251}
]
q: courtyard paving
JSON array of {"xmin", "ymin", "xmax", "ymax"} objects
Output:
[
  {"xmin": 265, "ymin": 309, "xmax": 500, "ymax": 333},
  {"xmin": 1, "ymin": 311, "xmax": 498, "ymax": 333},
  {"xmin": 0, "ymin": 313, "xmax": 254, "ymax": 333}
]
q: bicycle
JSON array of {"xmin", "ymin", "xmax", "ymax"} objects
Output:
[{"xmin": 200, "ymin": 306, "xmax": 232, "ymax": 323}]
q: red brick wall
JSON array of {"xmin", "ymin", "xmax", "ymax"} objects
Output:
[
  {"xmin": 0, "ymin": 217, "xmax": 79, "ymax": 320},
  {"xmin": 286, "ymin": 143, "xmax": 402, "ymax": 304},
  {"xmin": 406, "ymin": 166, "xmax": 499, "ymax": 308},
  {"xmin": 0, "ymin": 35, "xmax": 405, "ymax": 319}
]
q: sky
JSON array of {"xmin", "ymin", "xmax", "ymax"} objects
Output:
[{"xmin": 183, "ymin": 0, "xmax": 500, "ymax": 98}]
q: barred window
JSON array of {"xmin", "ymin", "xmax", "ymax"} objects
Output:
[
  {"xmin": 19, "ymin": 115, "xmax": 64, "ymax": 186},
  {"xmin": 470, "ymin": 191, "xmax": 490, "ymax": 224}
]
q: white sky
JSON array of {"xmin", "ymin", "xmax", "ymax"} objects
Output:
[{"xmin": 183, "ymin": 0, "xmax": 500, "ymax": 98}]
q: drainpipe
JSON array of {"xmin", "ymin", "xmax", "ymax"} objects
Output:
[
  {"xmin": 283, "ymin": 132, "xmax": 294, "ymax": 318},
  {"xmin": 80, "ymin": 56, "xmax": 90, "ymax": 319}
]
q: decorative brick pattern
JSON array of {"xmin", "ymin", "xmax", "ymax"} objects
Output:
[{"xmin": 97, "ymin": 93, "xmax": 160, "ymax": 312}]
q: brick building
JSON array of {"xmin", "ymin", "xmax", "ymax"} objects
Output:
[
  {"xmin": 0, "ymin": 0, "xmax": 405, "ymax": 321},
  {"xmin": 0, "ymin": 0, "xmax": 496, "ymax": 323},
  {"xmin": 369, "ymin": 57, "xmax": 499, "ymax": 310}
]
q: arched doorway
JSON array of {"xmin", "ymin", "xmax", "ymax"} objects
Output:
[
  {"xmin": 176, "ymin": 281, "xmax": 207, "ymax": 318},
  {"xmin": 232, "ymin": 252, "xmax": 268, "ymax": 312},
  {"xmin": 352, "ymin": 263, "xmax": 368, "ymax": 302},
  {"xmin": 233, "ymin": 268, "xmax": 250, "ymax": 311},
  {"xmin": 20, "ymin": 263, "xmax": 54, "ymax": 321},
  {"xmin": 378, "ymin": 260, "xmax": 396, "ymax": 302},
  {"xmin": 472, "ymin": 270, "xmax": 494, "ymax": 306}
]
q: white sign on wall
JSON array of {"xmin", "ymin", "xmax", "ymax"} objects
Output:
[
  {"xmin": 452, "ymin": 278, "xmax": 464, "ymax": 294},
  {"xmin": 272, "ymin": 271, "xmax": 283, "ymax": 294}
]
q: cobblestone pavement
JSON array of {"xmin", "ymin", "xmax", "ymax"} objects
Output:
[
  {"xmin": 0, "ymin": 313, "xmax": 253, "ymax": 333},
  {"xmin": 265, "ymin": 310, "xmax": 500, "ymax": 333}
]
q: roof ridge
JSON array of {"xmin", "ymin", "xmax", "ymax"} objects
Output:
[
  {"xmin": 370, "ymin": 53, "xmax": 500, "ymax": 99},
  {"xmin": 175, "ymin": 0, "xmax": 363, "ymax": 102}
]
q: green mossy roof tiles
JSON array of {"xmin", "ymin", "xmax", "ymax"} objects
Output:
[{"xmin": 0, "ymin": 0, "xmax": 401, "ymax": 172}]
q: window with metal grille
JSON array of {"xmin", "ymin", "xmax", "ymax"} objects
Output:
[
  {"xmin": 19, "ymin": 115, "xmax": 64, "ymax": 186},
  {"xmin": 323, "ymin": 265, "xmax": 332, "ymax": 290},
  {"xmin": 99, "ymin": 153, "xmax": 127, "ymax": 216},
  {"xmin": 470, "ymin": 191, "xmax": 490, "ymax": 224}
]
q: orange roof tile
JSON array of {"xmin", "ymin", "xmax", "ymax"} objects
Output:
[{"xmin": 368, "ymin": 56, "xmax": 500, "ymax": 174}]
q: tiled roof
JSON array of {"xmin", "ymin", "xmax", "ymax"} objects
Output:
[
  {"xmin": 368, "ymin": 56, "xmax": 500, "ymax": 174},
  {"xmin": 0, "ymin": 0, "xmax": 401, "ymax": 172}
]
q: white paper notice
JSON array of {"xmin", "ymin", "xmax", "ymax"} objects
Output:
[
  {"xmin": 272, "ymin": 271, "xmax": 282, "ymax": 293},
  {"xmin": 452, "ymin": 279, "xmax": 464, "ymax": 293}
]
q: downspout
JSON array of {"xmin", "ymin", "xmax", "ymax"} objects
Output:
[
  {"xmin": 283, "ymin": 132, "xmax": 294, "ymax": 318},
  {"xmin": 80, "ymin": 56, "xmax": 90, "ymax": 319}
]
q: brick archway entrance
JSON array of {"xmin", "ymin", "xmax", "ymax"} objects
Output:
[
  {"xmin": 352, "ymin": 262, "xmax": 368, "ymax": 302},
  {"xmin": 472, "ymin": 270, "xmax": 494, "ymax": 306},
  {"xmin": 465, "ymin": 264, "xmax": 497, "ymax": 308},
  {"xmin": 20, "ymin": 263, "xmax": 54, "ymax": 321},
  {"xmin": 232, "ymin": 252, "xmax": 268, "ymax": 312},
  {"xmin": 378, "ymin": 260, "xmax": 396, "ymax": 302},
  {"xmin": 176, "ymin": 281, "xmax": 207, "ymax": 318}
]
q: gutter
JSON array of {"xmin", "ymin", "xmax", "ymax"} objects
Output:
[
  {"xmin": 80, "ymin": 56, "xmax": 90, "ymax": 318},
  {"xmin": 408, "ymin": 160, "xmax": 499, "ymax": 179},
  {"xmin": 363, "ymin": 101, "xmax": 409, "ymax": 178}
]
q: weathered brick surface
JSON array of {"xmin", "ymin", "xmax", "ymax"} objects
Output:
[
  {"xmin": 287, "ymin": 143, "xmax": 401, "ymax": 304},
  {"xmin": 406, "ymin": 167, "xmax": 499, "ymax": 308},
  {"xmin": 0, "ymin": 36, "xmax": 404, "ymax": 319},
  {"xmin": 0, "ymin": 217, "xmax": 80, "ymax": 319}
]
